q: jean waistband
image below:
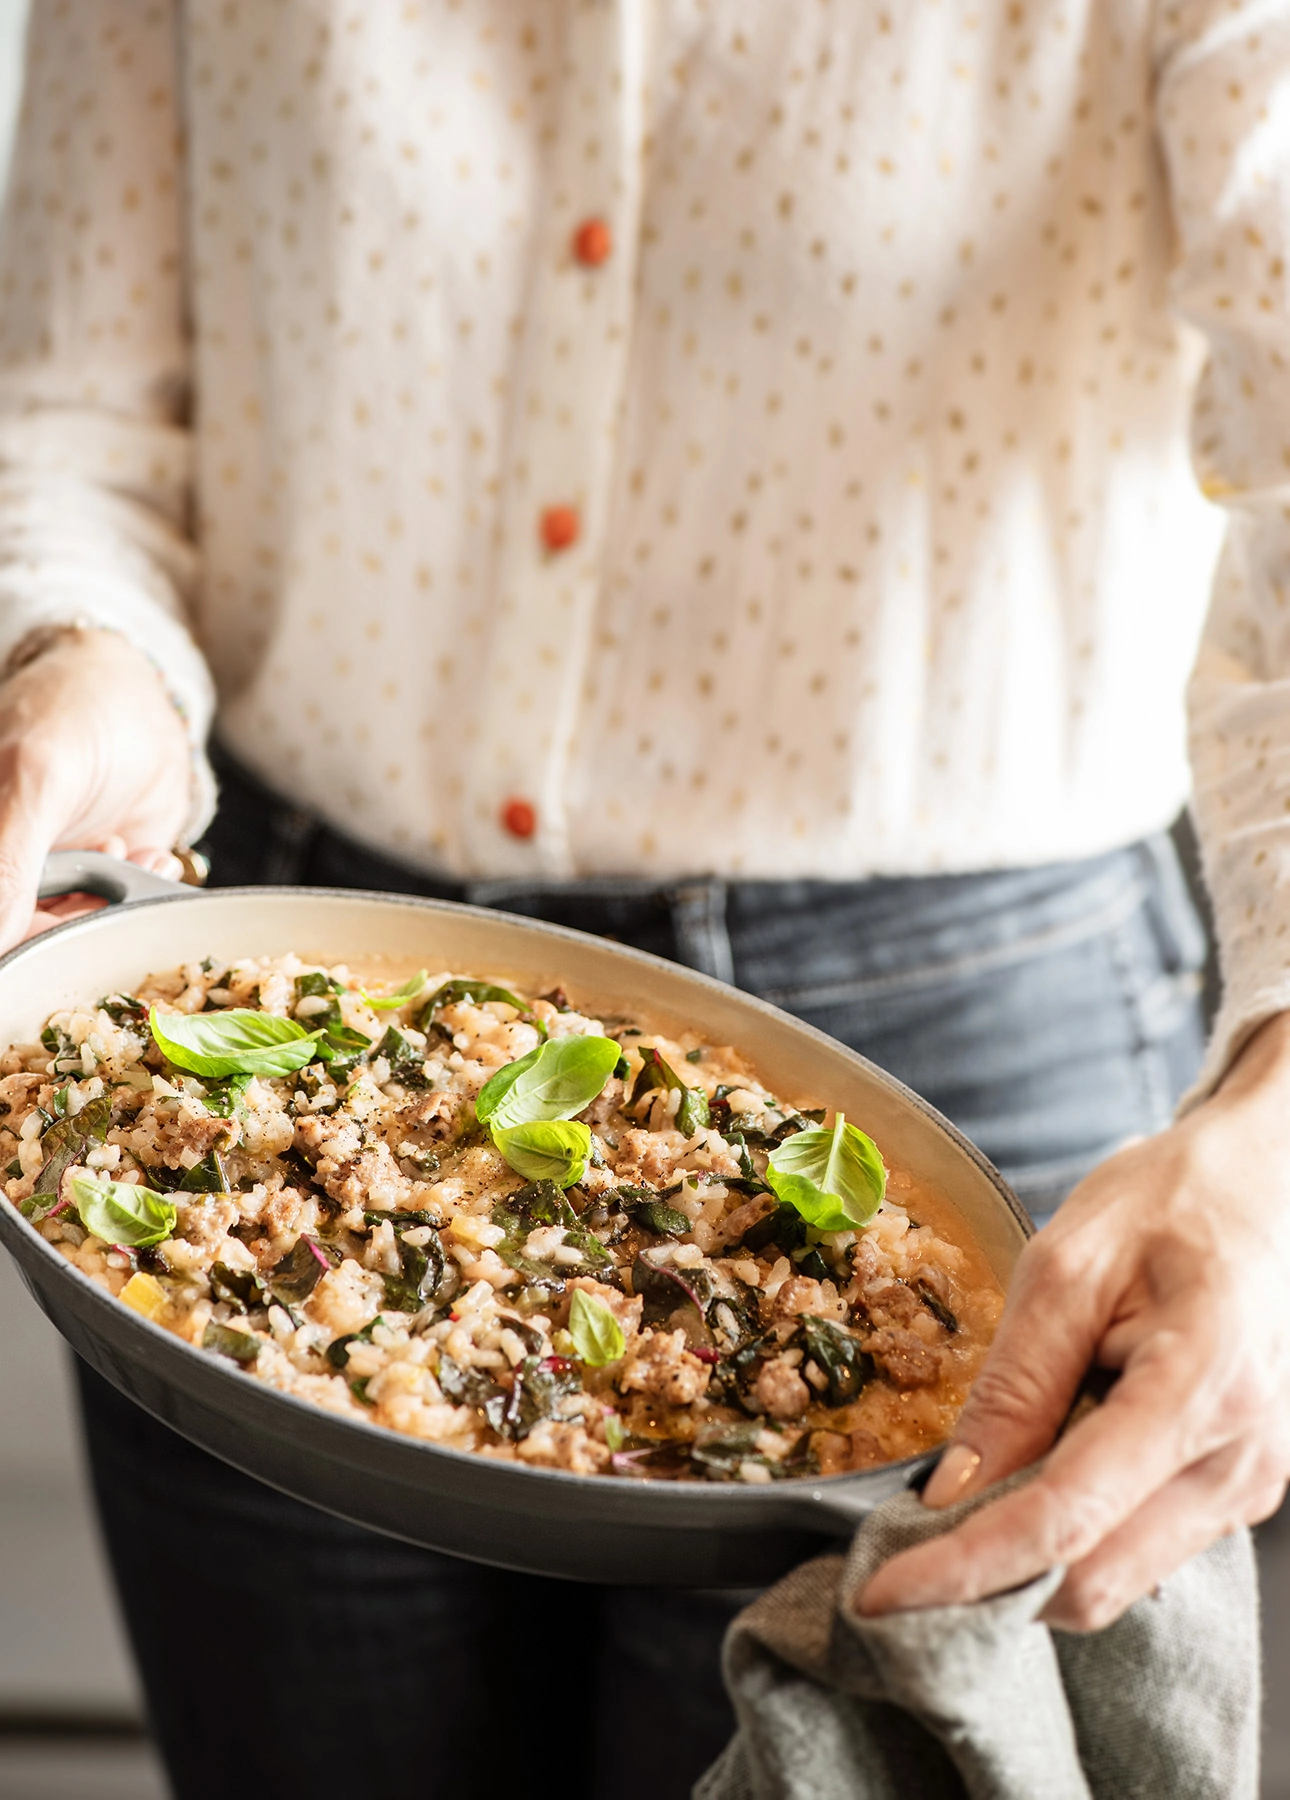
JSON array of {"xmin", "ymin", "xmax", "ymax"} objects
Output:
[{"xmin": 203, "ymin": 742, "xmax": 1194, "ymax": 985}]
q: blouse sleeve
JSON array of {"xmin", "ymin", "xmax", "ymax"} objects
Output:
[
  {"xmin": 1155, "ymin": 0, "xmax": 1290, "ymax": 1102},
  {"xmin": 0, "ymin": 0, "xmax": 215, "ymax": 837}
]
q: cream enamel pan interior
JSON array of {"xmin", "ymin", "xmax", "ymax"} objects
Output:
[{"xmin": 0, "ymin": 860, "xmax": 1032, "ymax": 1586}]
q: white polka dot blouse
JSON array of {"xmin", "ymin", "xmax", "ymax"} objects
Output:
[{"xmin": 0, "ymin": 0, "xmax": 1284, "ymax": 1099}]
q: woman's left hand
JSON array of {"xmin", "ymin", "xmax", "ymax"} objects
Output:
[{"xmin": 858, "ymin": 1011, "xmax": 1290, "ymax": 1631}]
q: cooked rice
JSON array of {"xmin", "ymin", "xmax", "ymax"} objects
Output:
[{"xmin": 1, "ymin": 955, "xmax": 1003, "ymax": 1483}]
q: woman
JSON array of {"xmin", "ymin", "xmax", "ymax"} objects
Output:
[{"xmin": 0, "ymin": 5, "xmax": 1288, "ymax": 1796}]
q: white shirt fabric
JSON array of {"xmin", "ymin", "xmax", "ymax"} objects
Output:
[{"xmin": 0, "ymin": 0, "xmax": 1287, "ymax": 1097}]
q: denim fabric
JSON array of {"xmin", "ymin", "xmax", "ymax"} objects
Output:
[{"xmin": 75, "ymin": 752, "xmax": 1208, "ymax": 1800}]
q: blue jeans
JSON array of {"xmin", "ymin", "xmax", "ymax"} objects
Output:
[{"xmin": 77, "ymin": 758, "xmax": 1207, "ymax": 1800}]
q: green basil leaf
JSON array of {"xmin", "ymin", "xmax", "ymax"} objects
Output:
[
  {"xmin": 150, "ymin": 1006, "xmax": 322, "ymax": 1079},
  {"xmin": 417, "ymin": 977, "xmax": 531, "ymax": 1032},
  {"xmin": 603, "ymin": 1413, "xmax": 627, "ymax": 1452},
  {"xmin": 476, "ymin": 1035, "xmax": 620, "ymax": 1129},
  {"xmin": 629, "ymin": 1045, "xmax": 711, "ymax": 1136},
  {"xmin": 68, "ymin": 1171, "xmax": 177, "ymax": 1248},
  {"xmin": 361, "ymin": 971, "xmax": 429, "ymax": 1012},
  {"xmin": 765, "ymin": 1113, "xmax": 886, "ymax": 1231},
  {"xmin": 491, "ymin": 1119, "xmax": 591, "ymax": 1188},
  {"xmin": 567, "ymin": 1288, "xmax": 625, "ymax": 1366}
]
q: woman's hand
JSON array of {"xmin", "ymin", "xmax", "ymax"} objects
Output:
[
  {"xmin": 0, "ymin": 629, "xmax": 191, "ymax": 948},
  {"xmin": 858, "ymin": 1012, "xmax": 1290, "ymax": 1630}
]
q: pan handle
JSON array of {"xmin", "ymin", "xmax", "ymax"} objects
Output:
[{"xmin": 39, "ymin": 850, "xmax": 185, "ymax": 907}]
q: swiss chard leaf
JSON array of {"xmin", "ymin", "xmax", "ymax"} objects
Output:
[
  {"xmin": 632, "ymin": 1198, "xmax": 691, "ymax": 1237},
  {"xmin": 68, "ymin": 1171, "xmax": 176, "ymax": 1248},
  {"xmin": 202, "ymin": 1320, "xmax": 261, "ymax": 1365},
  {"xmin": 631, "ymin": 1254, "xmax": 714, "ymax": 1328},
  {"xmin": 210, "ymin": 1261, "xmax": 267, "ymax": 1313},
  {"xmin": 792, "ymin": 1246, "xmax": 832, "ymax": 1283},
  {"xmin": 373, "ymin": 1024, "xmax": 429, "ymax": 1087},
  {"xmin": 178, "ymin": 1149, "xmax": 230, "ymax": 1193},
  {"xmin": 24, "ymin": 1094, "xmax": 113, "ymax": 1216},
  {"xmin": 485, "ymin": 1354, "xmax": 582, "ymax": 1442},
  {"xmin": 266, "ymin": 1236, "xmax": 339, "ymax": 1307},
  {"xmin": 491, "ymin": 1119, "xmax": 590, "ymax": 1188},
  {"xmin": 629, "ymin": 1046, "xmax": 711, "ymax": 1136},
  {"xmin": 202, "ymin": 1073, "xmax": 252, "ymax": 1118},
  {"xmin": 417, "ymin": 978, "xmax": 531, "ymax": 1033},
  {"xmin": 491, "ymin": 1181, "xmax": 612, "ymax": 1285},
  {"xmin": 291, "ymin": 973, "xmax": 372, "ymax": 1071},
  {"xmin": 437, "ymin": 1351, "xmax": 506, "ymax": 1412},
  {"xmin": 740, "ymin": 1201, "xmax": 809, "ymax": 1257},
  {"xmin": 765, "ymin": 1113, "xmax": 886, "ymax": 1231},
  {"xmin": 567, "ymin": 1289, "xmax": 625, "ymax": 1366},
  {"xmin": 97, "ymin": 994, "xmax": 147, "ymax": 1027},
  {"xmin": 381, "ymin": 1227, "xmax": 449, "ymax": 1314},
  {"xmin": 610, "ymin": 1185, "xmax": 692, "ymax": 1236},
  {"xmin": 914, "ymin": 1279, "xmax": 959, "ymax": 1335},
  {"xmin": 726, "ymin": 1133, "xmax": 769, "ymax": 1193},
  {"xmin": 798, "ymin": 1315, "xmax": 875, "ymax": 1406},
  {"xmin": 476, "ymin": 1035, "xmax": 620, "ymax": 1130},
  {"xmin": 688, "ymin": 1419, "xmax": 767, "ymax": 1479},
  {"xmin": 707, "ymin": 1289, "xmax": 762, "ymax": 1355},
  {"xmin": 326, "ymin": 1314, "xmax": 386, "ymax": 1370},
  {"xmin": 41, "ymin": 1023, "xmax": 77, "ymax": 1063},
  {"xmin": 150, "ymin": 1007, "xmax": 322, "ymax": 1079},
  {"xmin": 313, "ymin": 1022, "xmax": 371, "ymax": 1064},
  {"xmin": 294, "ymin": 971, "xmax": 343, "ymax": 1002}
]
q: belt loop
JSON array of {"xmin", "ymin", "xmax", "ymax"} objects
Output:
[
  {"xmin": 669, "ymin": 880, "xmax": 735, "ymax": 985},
  {"xmin": 262, "ymin": 803, "xmax": 319, "ymax": 886}
]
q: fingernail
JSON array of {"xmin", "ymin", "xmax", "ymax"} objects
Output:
[{"xmin": 923, "ymin": 1442, "xmax": 982, "ymax": 1509}]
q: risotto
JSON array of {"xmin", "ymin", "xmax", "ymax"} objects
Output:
[{"xmin": 1, "ymin": 957, "xmax": 1003, "ymax": 1483}]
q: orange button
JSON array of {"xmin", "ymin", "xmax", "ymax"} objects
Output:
[
  {"xmin": 572, "ymin": 216, "xmax": 613, "ymax": 267},
  {"xmin": 501, "ymin": 797, "xmax": 537, "ymax": 839},
  {"xmin": 540, "ymin": 504, "xmax": 580, "ymax": 552}
]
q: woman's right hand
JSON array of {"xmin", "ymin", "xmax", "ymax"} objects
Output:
[{"xmin": 0, "ymin": 628, "xmax": 194, "ymax": 949}]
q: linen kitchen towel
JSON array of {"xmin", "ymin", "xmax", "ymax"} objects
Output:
[{"xmin": 696, "ymin": 1472, "xmax": 1260, "ymax": 1800}]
